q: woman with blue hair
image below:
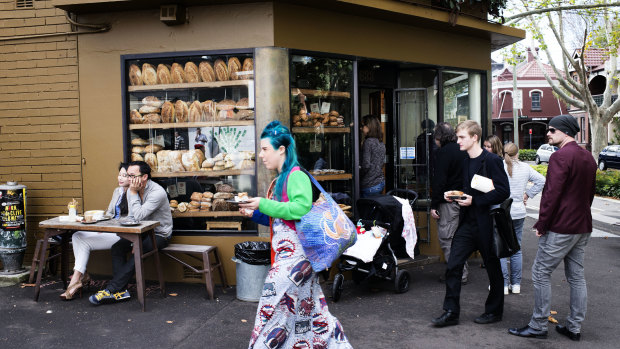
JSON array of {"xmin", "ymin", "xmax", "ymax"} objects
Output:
[{"xmin": 240, "ymin": 121, "xmax": 352, "ymax": 348}]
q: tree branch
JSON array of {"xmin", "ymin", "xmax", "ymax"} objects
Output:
[{"xmin": 505, "ymin": 2, "xmax": 620, "ymax": 24}]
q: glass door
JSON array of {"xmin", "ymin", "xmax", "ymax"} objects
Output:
[{"xmin": 393, "ymin": 88, "xmax": 430, "ymax": 243}]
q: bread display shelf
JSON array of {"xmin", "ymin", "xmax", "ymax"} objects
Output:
[
  {"xmin": 312, "ymin": 173, "xmax": 353, "ymax": 181},
  {"xmin": 128, "ymin": 80, "xmax": 253, "ymax": 92},
  {"xmin": 151, "ymin": 169, "xmax": 254, "ymax": 178},
  {"xmin": 292, "ymin": 127, "xmax": 350, "ymax": 134},
  {"xmin": 172, "ymin": 211, "xmax": 243, "ymax": 218},
  {"xmin": 129, "ymin": 120, "xmax": 254, "ymax": 130},
  {"xmin": 291, "ymin": 88, "xmax": 350, "ymax": 99}
]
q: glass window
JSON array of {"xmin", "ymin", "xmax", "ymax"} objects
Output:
[
  {"xmin": 443, "ymin": 71, "xmax": 483, "ymax": 127},
  {"xmin": 531, "ymin": 91, "xmax": 541, "ymax": 110}
]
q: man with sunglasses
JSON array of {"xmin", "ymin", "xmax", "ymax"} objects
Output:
[
  {"xmin": 89, "ymin": 161, "xmax": 172, "ymax": 305},
  {"xmin": 509, "ymin": 115, "xmax": 596, "ymax": 341}
]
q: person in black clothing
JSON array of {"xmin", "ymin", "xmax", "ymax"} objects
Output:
[
  {"xmin": 432, "ymin": 120, "xmax": 510, "ymax": 328},
  {"xmin": 430, "ymin": 122, "xmax": 469, "ymax": 284}
]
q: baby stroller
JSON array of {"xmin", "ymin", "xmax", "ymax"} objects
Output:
[{"xmin": 332, "ymin": 189, "xmax": 418, "ymax": 302}]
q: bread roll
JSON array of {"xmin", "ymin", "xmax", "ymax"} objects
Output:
[
  {"xmin": 214, "ymin": 59, "xmax": 228, "ymax": 81},
  {"xmin": 144, "ymin": 144, "xmax": 163, "ymax": 153},
  {"xmin": 201, "ymin": 197, "xmax": 212, "ymax": 202},
  {"xmin": 198, "ymin": 61, "xmax": 215, "ymax": 82},
  {"xmin": 129, "ymin": 64, "xmax": 143, "ymax": 86},
  {"xmin": 236, "ymin": 98, "xmax": 250, "ymax": 110},
  {"xmin": 241, "ymin": 58, "xmax": 253, "ymax": 80},
  {"xmin": 168, "ymin": 151, "xmax": 185, "ymax": 172},
  {"xmin": 294, "ymin": 121, "xmax": 302, "ymax": 127},
  {"xmin": 169, "ymin": 200, "xmax": 178, "ymax": 208},
  {"xmin": 142, "ymin": 63, "xmax": 157, "ymax": 85},
  {"xmin": 329, "ymin": 116, "xmax": 338, "ymax": 122},
  {"xmin": 237, "ymin": 109, "xmax": 254, "ymax": 120},
  {"xmin": 171, "ymin": 63, "xmax": 185, "ymax": 84},
  {"xmin": 329, "ymin": 122, "xmax": 338, "ymax": 126},
  {"xmin": 174, "ymin": 100, "xmax": 189, "ymax": 122},
  {"xmin": 131, "ymin": 153, "xmax": 144, "ymax": 161},
  {"xmin": 185, "ymin": 62, "xmax": 200, "ymax": 83},
  {"xmin": 143, "ymin": 113, "xmax": 161, "ymax": 124},
  {"xmin": 189, "ymin": 200, "xmax": 201, "ymax": 208},
  {"xmin": 200, "ymin": 202, "xmax": 212, "ymax": 210},
  {"xmin": 144, "ymin": 152, "xmax": 158, "ymax": 172},
  {"xmin": 142, "ymin": 96, "xmax": 162, "ymax": 108},
  {"xmin": 131, "ymin": 138, "xmax": 148, "ymax": 146},
  {"xmin": 161, "ymin": 101, "xmax": 175, "ymax": 123},
  {"xmin": 156, "ymin": 64, "xmax": 171, "ymax": 85},
  {"xmin": 130, "ymin": 110, "xmax": 143, "ymax": 124},
  {"xmin": 227, "ymin": 57, "xmax": 241, "ymax": 80},
  {"xmin": 217, "ymin": 99, "xmax": 236, "ymax": 111},
  {"xmin": 139, "ymin": 105, "xmax": 160, "ymax": 114},
  {"xmin": 132, "ymin": 146, "xmax": 144, "ymax": 153},
  {"xmin": 329, "ymin": 110, "xmax": 339, "ymax": 117},
  {"xmin": 188, "ymin": 100, "xmax": 203, "ymax": 122},
  {"xmin": 177, "ymin": 202, "xmax": 188, "ymax": 213},
  {"xmin": 190, "ymin": 192, "xmax": 203, "ymax": 202},
  {"xmin": 201, "ymin": 100, "xmax": 215, "ymax": 119},
  {"xmin": 202, "ymin": 191, "xmax": 214, "ymax": 198}
]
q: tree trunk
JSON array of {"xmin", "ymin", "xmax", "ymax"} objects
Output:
[{"xmin": 589, "ymin": 112, "xmax": 608, "ymax": 159}]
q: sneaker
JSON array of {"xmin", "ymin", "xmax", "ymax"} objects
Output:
[
  {"xmin": 504, "ymin": 286, "xmax": 509, "ymax": 295},
  {"xmin": 113, "ymin": 290, "xmax": 131, "ymax": 301},
  {"xmin": 89, "ymin": 289, "xmax": 114, "ymax": 305},
  {"xmin": 510, "ymin": 285, "xmax": 520, "ymax": 294}
]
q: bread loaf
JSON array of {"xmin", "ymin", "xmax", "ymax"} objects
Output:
[
  {"xmin": 237, "ymin": 109, "xmax": 254, "ymax": 120},
  {"xmin": 329, "ymin": 116, "xmax": 338, "ymax": 122},
  {"xmin": 171, "ymin": 63, "xmax": 185, "ymax": 84},
  {"xmin": 188, "ymin": 101, "xmax": 203, "ymax": 122},
  {"xmin": 214, "ymin": 59, "xmax": 228, "ymax": 81},
  {"xmin": 201, "ymin": 100, "xmax": 215, "ymax": 119},
  {"xmin": 236, "ymin": 98, "xmax": 250, "ymax": 110},
  {"xmin": 294, "ymin": 121, "xmax": 302, "ymax": 127},
  {"xmin": 131, "ymin": 153, "xmax": 144, "ymax": 162},
  {"xmin": 241, "ymin": 58, "xmax": 253, "ymax": 80},
  {"xmin": 190, "ymin": 192, "xmax": 203, "ymax": 201},
  {"xmin": 132, "ymin": 146, "xmax": 144, "ymax": 153},
  {"xmin": 202, "ymin": 191, "xmax": 214, "ymax": 198},
  {"xmin": 181, "ymin": 151, "xmax": 201, "ymax": 172},
  {"xmin": 199, "ymin": 61, "xmax": 215, "ymax": 82},
  {"xmin": 156, "ymin": 64, "xmax": 171, "ymax": 85},
  {"xmin": 142, "ymin": 96, "xmax": 162, "ymax": 108},
  {"xmin": 130, "ymin": 110, "xmax": 143, "ymax": 124},
  {"xmin": 129, "ymin": 64, "xmax": 143, "ymax": 86},
  {"xmin": 200, "ymin": 202, "xmax": 212, "ymax": 210},
  {"xmin": 215, "ymin": 183, "xmax": 235, "ymax": 193},
  {"xmin": 184, "ymin": 62, "xmax": 200, "ymax": 83},
  {"xmin": 213, "ymin": 192, "xmax": 233, "ymax": 199},
  {"xmin": 227, "ymin": 57, "xmax": 241, "ymax": 80},
  {"xmin": 212, "ymin": 199, "xmax": 227, "ymax": 211},
  {"xmin": 144, "ymin": 144, "xmax": 163, "ymax": 153},
  {"xmin": 131, "ymin": 138, "xmax": 148, "ymax": 146},
  {"xmin": 141, "ymin": 63, "xmax": 157, "ymax": 85},
  {"xmin": 161, "ymin": 101, "xmax": 175, "ymax": 123},
  {"xmin": 177, "ymin": 202, "xmax": 188, "ymax": 213},
  {"xmin": 144, "ymin": 152, "xmax": 158, "ymax": 172},
  {"xmin": 143, "ymin": 113, "xmax": 162, "ymax": 124},
  {"xmin": 157, "ymin": 150, "xmax": 171, "ymax": 172},
  {"xmin": 202, "ymin": 158, "xmax": 215, "ymax": 168},
  {"xmin": 174, "ymin": 100, "xmax": 189, "ymax": 122},
  {"xmin": 217, "ymin": 99, "xmax": 236, "ymax": 111},
  {"xmin": 218, "ymin": 109, "xmax": 236, "ymax": 120},
  {"xmin": 169, "ymin": 200, "xmax": 178, "ymax": 208},
  {"xmin": 329, "ymin": 110, "xmax": 339, "ymax": 117},
  {"xmin": 168, "ymin": 151, "xmax": 185, "ymax": 172},
  {"xmin": 329, "ymin": 122, "xmax": 338, "ymax": 126},
  {"xmin": 139, "ymin": 105, "xmax": 160, "ymax": 114}
]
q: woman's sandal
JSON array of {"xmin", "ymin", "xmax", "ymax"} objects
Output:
[{"xmin": 60, "ymin": 281, "xmax": 83, "ymax": 301}]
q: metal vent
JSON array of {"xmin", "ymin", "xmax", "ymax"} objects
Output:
[
  {"xmin": 15, "ymin": 0, "xmax": 34, "ymax": 9},
  {"xmin": 182, "ymin": 266, "xmax": 203, "ymax": 280}
]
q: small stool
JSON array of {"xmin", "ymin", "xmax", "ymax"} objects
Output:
[
  {"xmin": 161, "ymin": 244, "xmax": 228, "ymax": 300},
  {"xmin": 28, "ymin": 237, "xmax": 63, "ymax": 283}
]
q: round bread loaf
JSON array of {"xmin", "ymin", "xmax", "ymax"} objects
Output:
[
  {"xmin": 227, "ymin": 57, "xmax": 241, "ymax": 80},
  {"xmin": 236, "ymin": 98, "xmax": 250, "ymax": 110},
  {"xmin": 199, "ymin": 61, "xmax": 215, "ymax": 82},
  {"xmin": 131, "ymin": 153, "xmax": 144, "ymax": 161},
  {"xmin": 174, "ymin": 100, "xmax": 189, "ymax": 122},
  {"xmin": 217, "ymin": 99, "xmax": 236, "ymax": 111},
  {"xmin": 188, "ymin": 101, "xmax": 203, "ymax": 122},
  {"xmin": 171, "ymin": 63, "xmax": 185, "ymax": 84},
  {"xmin": 201, "ymin": 100, "xmax": 215, "ymax": 119},
  {"xmin": 144, "ymin": 144, "xmax": 163, "ymax": 153},
  {"xmin": 129, "ymin": 64, "xmax": 143, "ymax": 86},
  {"xmin": 169, "ymin": 200, "xmax": 178, "ymax": 208},
  {"xmin": 142, "ymin": 96, "xmax": 162, "ymax": 108},
  {"xmin": 141, "ymin": 63, "xmax": 157, "ymax": 85},
  {"xmin": 177, "ymin": 202, "xmax": 188, "ymax": 213},
  {"xmin": 294, "ymin": 121, "xmax": 302, "ymax": 127},
  {"xmin": 161, "ymin": 101, "xmax": 175, "ymax": 123},
  {"xmin": 156, "ymin": 64, "xmax": 171, "ymax": 84},
  {"xmin": 202, "ymin": 158, "xmax": 215, "ymax": 168},
  {"xmin": 139, "ymin": 105, "xmax": 160, "ymax": 114},
  {"xmin": 202, "ymin": 191, "xmax": 214, "ymax": 198},
  {"xmin": 241, "ymin": 58, "xmax": 253, "ymax": 80},
  {"xmin": 131, "ymin": 137, "xmax": 148, "ymax": 146},
  {"xmin": 329, "ymin": 116, "xmax": 338, "ymax": 122},
  {"xmin": 189, "ymin": 201, "xmax": 201, "ymax": 209},
  {"xmin": 329, "ymin": 122, "xmax": 338, "ymax": 126},
  {"xmin": 132, "ymin": 146, "xmax": 144, "ymax": 153},
  {"xmin": 143, "ymin": 113, "xmax": 162, "ymax": 124},
  {"xmin": 185, "ymin": 62, "xmax": 200, "ymax": 83},
  {"xmin": 130, "ymin": 110, "xmax": 143, "ymax": 124},
  {"xmin": 190, "ymin": 192, "xmax": 203, "ymax": 201},
  {"xmin": 237, "ymin": 109, "xmax": 254, "ymax": 120},
  {"xmin": 214, "ymin": 59, "xmax": 228, "ymax": 81},
  {"xmin": 329, "ymin": 110, "xmax": 339, "ymax": 116}
]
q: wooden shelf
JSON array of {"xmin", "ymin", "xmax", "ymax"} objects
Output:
[
  {"xmin": 292, "ymin": 127, "xmax": 350, "ymax": 134},
  {"xmin": 151, "ymin": 169, "xmax": 254, "ymax": 178},
  {"xmin": 128, "ymin": 80, "xmax": 253, "ymax": 92},
  {"xmin": 129, "ymin": 120, "xmax": 254, "ymax": 130},
  {"xmin": 172, "ymin": 211, "xmax": 243, "ymax": 218},
  {"xmin": 311, "ymin": 173, "xmax": 352, "ymax": 181},
  {"xmin": 291, "ymin": 88, "xmax": 350, "ymax": 99}
]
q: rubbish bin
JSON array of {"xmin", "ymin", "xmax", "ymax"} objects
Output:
[
  {"xmin": 0, "ymin": 182, "xmax": 27, "ymax": 275},
  {"xmin": 232, "ymin": 241, "xmax": 270, "ymax": 302}
]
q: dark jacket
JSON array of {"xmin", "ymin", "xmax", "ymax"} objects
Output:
[
  {"xmin": 533, "ymin": 141, "xmax": 596, "ymax": 235},
  {"xmin": 431, "ymin": 142, "xmax": 468, "ymax": 209},
  {"xmin": 459, "ymin": 150, "xmax": 510, "ymax": 237}
]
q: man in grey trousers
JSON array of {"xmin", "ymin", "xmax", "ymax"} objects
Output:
[{"xmin": 508, "ymin": 115, "xmax": 596, "ymax": 341}]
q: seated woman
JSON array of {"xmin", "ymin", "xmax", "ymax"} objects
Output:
[{"xmin": 60, "ymin": 162, "xmax": 130, "ymax": 300}]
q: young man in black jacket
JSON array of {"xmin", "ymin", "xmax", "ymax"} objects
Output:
[{"xmin": 432, "ymin": 120, "xmax": 510, "ymax": 327}]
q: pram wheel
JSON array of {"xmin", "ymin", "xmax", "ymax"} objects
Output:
[
  {"xmin": 332, "ymin": 273, "xmax": 344, "ymax": 302},
  {"xmin": 395, "ymin": 269, "xmax": 410, "ymax": 294}
]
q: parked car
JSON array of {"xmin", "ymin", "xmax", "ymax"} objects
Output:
[
  {"xmin": 535, "ymin": 144, "xmax": 558, "ymax": 164},
  {"xmin": 598, "ymin": 145, "xmax": 620, "ymax": 170}
]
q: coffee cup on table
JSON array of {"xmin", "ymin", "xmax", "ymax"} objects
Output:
[{"xmin": 84, "ymin": 213, "xmax": 95, "ymax": 223}]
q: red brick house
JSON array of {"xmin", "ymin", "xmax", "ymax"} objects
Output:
[{"xmin": 491, "ymin": 48, "xmax": 570, "ymax": 149}]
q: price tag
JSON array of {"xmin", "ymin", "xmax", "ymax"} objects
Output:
[
  {"xmin": 167, "ymin": 184, "xmax": 178, "ymax": 198},
  {"xmin": 320, "ymin": 102, "xmax": 331, "ymax": 114},
  {"xmin": 177, "ymin": 182, "xmax": 186, "ymax": 196},
  {"xmin": 310, "ymin": 103, "xmax": 320, "ymax": 114},
  {"xmin": 309, "ymin": 139, "xmax": 322, "ymax": 153}
]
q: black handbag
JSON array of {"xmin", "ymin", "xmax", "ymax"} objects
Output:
[{"xmin": 490, "ymin": 198, "xmax": 520, "ymax": 258}]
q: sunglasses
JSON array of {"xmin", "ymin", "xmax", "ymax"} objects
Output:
[{"xmin": 547, "ymin": 128, "xmax": 557, "ymax": 134}]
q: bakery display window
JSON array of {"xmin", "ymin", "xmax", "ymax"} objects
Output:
[
  {"xmin": 124, "ymin": 51, "xmax": 257, "ymax": 234},
  {"xmin": 289, "ymin": 54, "xmax": 354, "ymax": 212}
]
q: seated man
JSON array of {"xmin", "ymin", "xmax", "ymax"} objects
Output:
[{"xmin": 89, "ymin": 161, "xmax": 172, "ymax": 305}]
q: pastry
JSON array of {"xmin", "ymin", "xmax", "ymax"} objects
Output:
[
  {"xmin": 241, "ymin": 58, "xmax": 253, "ymax": 80},
  {"xmin": 212, "ymin": 165, "xmax": 225, "ymax": 171},
  {"xmin": 185, "ymin": 62, "xmax": 200, "ymax": 83},
  {"xmin": 227, "ymin": 57, "xmax": 241, "ymax": 80},
  {"xmin": 141, "ymin": 63, "xmax": 157, "ymax": 85},
  {"xmin": 174, "ymin": 100, "xmax": 189, "ymax": 122},
  {"xmin": 131, "ymin": 153, "xmax": 144, "ymax": 161},
  {"xmin": 130, "ymin": 110, "xmax": 143, "ymax": 124},
  {"xmin": 171, "ymin": 63, "xmax": 185, "ymax": 84},
  {"xmin": 143, "ymin": 113, "xmax": 162, "ymax": 124},
  {"xmin": 144, "ymin": 144, "xmax": 163, "ymax": 153},
  {"xmin": 128, "ymin": 64, "xmax": 142, "ymax": 86},
  {"xmin": 445, "ymin": 190, "xmax": 464, "ymax": 199},
  {"xmin": 214, "ymin": 59, "xmax": 228, "ymax": 81},
  {"xmin": 156, "ymin": 64, "xmax": 171, "ymax": 85},
  {"xmin": 188, "ymin": 101, "xmax": 203, "ymax": 122},
  {"xmin": 142, "ymin": 96, "xmax": 162, "ymax": 108},
  {"xmin": 236, "ymin": 98, "xmax": 250, "ymax": 110},
  {"xmin": 235, "ymin": 192, "xmax": 249, "ymax": 202},
  {"xmin": 199, "ymin": 61, "xmax": 215, "ymax": 82},
  {"xmin": 201, "ymin": 100, "xmax": 215, "ymax": 119},
  {"xmin": 190, "ymin": 192, "xmax": 203, "ymax": 202},
  {"xmin": 139, "ymin": 105, "xmax": 160, "ymax": 114},
  {"xmin": 217, "ymin": 99, "xmax": 236, "ymax": 111},
  {"xmin": 131, "ymin": 138, "xmax": 148, "ymax": 146},
  {"xmin": 237, "ymin": 109, "xmax": 254, "ymax": 120},
  {"xmin": 144, "ymin": 152, "xmax": 157, "ymax": 171},
  {"xmin": 161, "ymin": 101, "xmax": 175, "ymax": 123}
]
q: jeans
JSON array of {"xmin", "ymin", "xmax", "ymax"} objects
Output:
[
  {"xmin": 500, "ymin": 218, "xmax": 524, "ymax": 286},
  {"xmin": 361, "ymin": 181, "xmax": 385, "ymax": 198},
  {"xmin": 528, "ymin": 231, "xmax": 590, "ymax": 333}
]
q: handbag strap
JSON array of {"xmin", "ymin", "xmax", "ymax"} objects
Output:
[{"xmin": 298, "ymin": 168, "xmax": 331, "ymax": 199}]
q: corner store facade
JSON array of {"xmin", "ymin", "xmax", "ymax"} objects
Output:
[{"xmin": 2, "ymin": 0, "xmax": 523, "ymax": 283}]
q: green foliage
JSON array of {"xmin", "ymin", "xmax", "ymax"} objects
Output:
[
  {"xmin": 435, "ymin": 0, "xmax": 508, "ymax": 19},
  {"xmin": 531, "ymin": 164, "xmax": 548, "ymax": 176},
  {"xmin": 530, "ymin": 165, "xmax": 620, "ymax": 199},
  {"xmin": 519, "ymin": 149, "xmax": 537, "ymax": 161}
]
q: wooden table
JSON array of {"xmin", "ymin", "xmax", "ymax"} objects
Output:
[{"xmin": 37, "ymin": 217, "xmax": 165, "ymax": 311}]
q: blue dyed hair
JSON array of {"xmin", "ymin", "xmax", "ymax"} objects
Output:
[{"xmin": 260, "ymin": 121, "xmax": 300, "ymax": 201}]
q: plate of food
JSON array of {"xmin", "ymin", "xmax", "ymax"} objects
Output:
[
  {"xmin": 445, "ymin": 190, "xmax": 466, "ymax": 200},
  {"xmin": 227, "ymin": 192, "xmax": 250, "ymax": 204},
  {"xmin": 119, "ymin": 220, "xmax": 141, "ymax": 226}
]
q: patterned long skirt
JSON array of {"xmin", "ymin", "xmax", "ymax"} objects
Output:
[{"xmin": 249, "ymin": 219, "xmax": 353, "ymax": 349}]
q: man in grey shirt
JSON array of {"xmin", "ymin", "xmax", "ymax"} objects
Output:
[{"xmin": 89, "ymin": 161, "xmax": 172, "ymax": 305}]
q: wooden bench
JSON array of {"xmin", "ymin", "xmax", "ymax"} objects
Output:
[{"xmin": 160, "ymin": 244, "xmax": 228, "ymax": 300}]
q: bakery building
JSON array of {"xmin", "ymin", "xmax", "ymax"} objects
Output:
[{"xmin": 0, "ymin": 0, "xmax": 523, "ymax": 283}]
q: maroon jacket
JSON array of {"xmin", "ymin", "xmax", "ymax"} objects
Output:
[{"xmin": 534, "ymin": 141, "xmax": 597, "ymax": 235}]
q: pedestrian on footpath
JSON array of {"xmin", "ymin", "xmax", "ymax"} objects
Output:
[
  {"xmin": 430, "ymin": 122, "xmax": 469, "ymax": 284},
  {"xmin": 500, "ymin": 142, "xmax": 546, "ymax": 296},
  {"xmin": 509, "ymin": 115, "xmax": 597, "ymax": 341},
  {"xmin": 432, "ymin": 120, "xmax": 509, "ymax": 327}
]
